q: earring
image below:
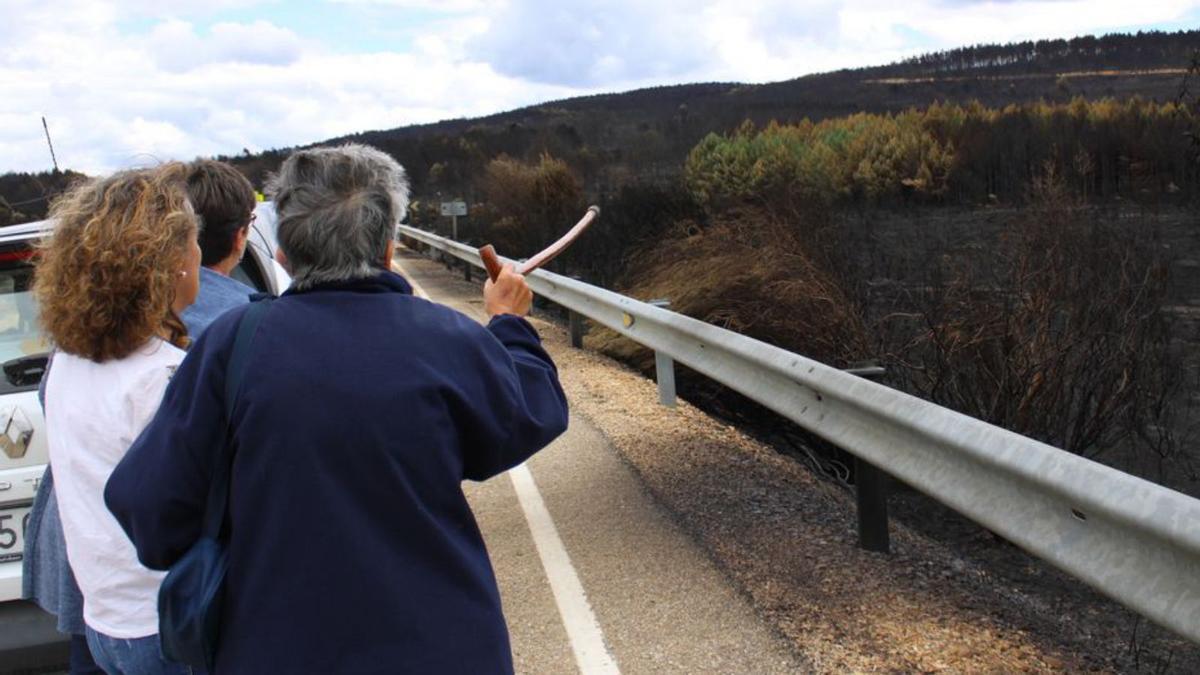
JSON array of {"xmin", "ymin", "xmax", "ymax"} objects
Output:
[{"xmin": 179, "ymin": 270, "xmax": 188, "ymax": 277}]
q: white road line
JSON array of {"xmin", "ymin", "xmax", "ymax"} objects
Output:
[
  {"xmin": 391, "ymin": 259, "xmax": 432, "ymax": 299},
  {"xmin": 396, "ymin": 253, "xmax": 619, "ymax": 674},
  {"xmin": 509, "ymin": 463, "xmax": 621, "ymax": 675}
]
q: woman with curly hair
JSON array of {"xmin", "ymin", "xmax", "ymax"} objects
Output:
[{"xmin": 34, "ymin": 163, "xmax": 200, "ymax": 675}]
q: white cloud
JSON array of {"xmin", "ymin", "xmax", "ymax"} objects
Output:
[
  {"xmin": 327, "ymin": 0, "xmax": 490, "ymax": 9},
  {"xmin": 147, "ymin": 19, "xmax": 304, "ymax": 72},
  {"xmin": 465, "ymin": 0, "xmax": 1197, "ymax": 88},
  {"xmin": 0, "ymin": 3, "xmax": 573, "ymax": 174},
  {"xmin": 1, "ymin": 0, "xmax": 1198, "ymax": 175},
  {"xmin": 469, "ymin": 0, "xmax": 716, "ymax": 87},
  {"xmin": 841, "ymin": 0, "xmax": 1199, "ymax": 47}
]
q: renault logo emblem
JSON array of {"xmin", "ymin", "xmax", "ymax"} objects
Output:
[{"xmin": 0, "ymin": 406, "xmax": 33, "ymax": 460}]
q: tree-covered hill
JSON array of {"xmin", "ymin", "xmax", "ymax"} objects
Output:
[
  {"xmin": 222, "ymin": 29, "xmax": 1198, "ymax": 199},
  {"xmin": 892, "ymin": 30, "xmax": 1195, "ymax": 76},
  {"xmin": 0, "ymin": 170, "xmax": 87, "ymax": 226}
]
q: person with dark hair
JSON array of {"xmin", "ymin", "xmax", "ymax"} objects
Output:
[
  {"xmin": 180, "ymin": 159, "xmax": 259, "ymax": 337},
  {"xmin": 106, "ymin": 144, "xmax": 569, "ymax": 673}
]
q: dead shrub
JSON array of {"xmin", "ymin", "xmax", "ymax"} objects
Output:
[
  {"xmin": 480, "ymin": 153, "xmax": 582, "ymax": 262},
  {"xmin": 893, "ymin": 163, "xmax": 1184, "ymax": 464}
]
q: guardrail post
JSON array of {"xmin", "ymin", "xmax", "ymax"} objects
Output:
[
  {"xmin": 855, "ymin": 457, "xmax": 890, "ymax": 553},
  {"xmin": 846, "ymin": 361, "xmax": 890, "ymax": 553},
  {"xmin": 569, "ymin": 311, "xmax": 585, "ymax": 348},
  {"xmin": 565, "ymin": 276, "xmax": 585, "ymax": 348},
  {"xmin": 654, "ymin": 351, "xmax": 676, "ymax": 407},
  {"xmin": 649, "ymin": 299, "xmax": 675, "ymax": 407}
]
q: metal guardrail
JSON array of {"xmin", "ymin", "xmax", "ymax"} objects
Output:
[{"xmin": 397, "ymin": 225, "xmax": 1200, "ymax": 643}]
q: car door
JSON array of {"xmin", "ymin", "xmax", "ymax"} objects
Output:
[
  {"xmin": 0, "ymin": 233, "xmax": 50, "ymax": 602},
  {"xmin": 232, "ymin": 202, "xmax": 289, "ymax": 295}
]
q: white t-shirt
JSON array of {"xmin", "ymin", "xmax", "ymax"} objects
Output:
[{"xmin": 45, "ymin": 338, "xmax": 185, "ymax": 638}]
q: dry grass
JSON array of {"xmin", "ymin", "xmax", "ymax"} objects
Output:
[{"xmin": 589, "ymin": 208, "xmax": 870, "ymax": 374}]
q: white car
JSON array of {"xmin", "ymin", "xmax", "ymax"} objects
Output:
[{"xmin": 0, "ymin": 213, "xmax": 289, "ymax": 661}]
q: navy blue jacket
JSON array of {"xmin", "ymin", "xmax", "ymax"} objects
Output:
[{"xmin": 105, "ymin": 271, "xmax": 569, "ymax": 674}]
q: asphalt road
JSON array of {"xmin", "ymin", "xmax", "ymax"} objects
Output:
[
  {"xmin": 395, "ymin": 249, "xmax": 806, "ymax": 674},
  {"xmin": 0, "ymin": 601, "xmax": 68, "ymax": 674}
]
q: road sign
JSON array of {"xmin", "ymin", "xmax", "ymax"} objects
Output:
[{"xmin": 440, "ymin": 201, "xmax": 467, "ymax": 217}]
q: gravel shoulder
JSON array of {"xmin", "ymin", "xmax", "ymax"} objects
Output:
[{"xmin": 400, "ymin": 249, "xmax": 1198, "ymax": 673}]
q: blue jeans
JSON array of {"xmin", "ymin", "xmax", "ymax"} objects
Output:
[
  {"xmin": 84, "ymin": 628, "xmax": 196, "ymax": 675},
  {"xmin": 70, "ymin": 633, "xmax": 104, "ymax": 675}
]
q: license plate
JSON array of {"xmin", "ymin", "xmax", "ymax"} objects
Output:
[{"xmin": 0, "ymin": 502, "xmax": 32, "ymax": 564}]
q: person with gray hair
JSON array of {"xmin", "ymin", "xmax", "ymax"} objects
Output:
[
  {"xmin": 105, "ymin": 143, "xmax": 570, "ymax": 673},
  {"xmin": 270, "ymin": 144, "xmax": 410, "ymax": 290}
]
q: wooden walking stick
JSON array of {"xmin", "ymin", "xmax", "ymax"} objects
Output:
[{"xmin": 479, "ymin": 206, "xmax": 600, "ymax": 282}]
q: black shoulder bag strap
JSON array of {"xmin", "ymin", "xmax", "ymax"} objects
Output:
[{"xmin": 200, "ymin": 299, "xmax": 273, "ymax": 540}]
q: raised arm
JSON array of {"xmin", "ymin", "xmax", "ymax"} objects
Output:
[{"xmin": 452, "ymin": 266, "xmax": 567, "ymax": 480}]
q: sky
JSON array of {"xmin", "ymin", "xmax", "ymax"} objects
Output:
[{"xmin": 2, "ymin": 0, "xmax": 1199, "ymax": 175}]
